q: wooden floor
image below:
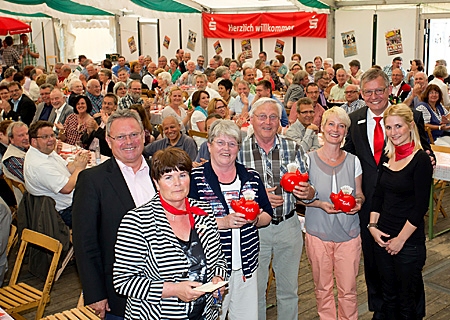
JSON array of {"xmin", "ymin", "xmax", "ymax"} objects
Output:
[{"xmin": 4, "ymin": 198, "xmax": 450, "ymax": 319}]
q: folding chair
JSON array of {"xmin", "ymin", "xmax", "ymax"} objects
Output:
[{"xmin": 0, "ymin": 228, "xmax": 62, "ymax": 319}]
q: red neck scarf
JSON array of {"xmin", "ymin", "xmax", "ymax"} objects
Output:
[
  {"xmin": 159, "ymin": 192, "xmax": 208, "ymax": 228},
  {"xmin": 394, "ymin": 141, "xmax": 415, "ymax": 161}
]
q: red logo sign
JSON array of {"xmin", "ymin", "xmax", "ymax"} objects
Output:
[{"xmin": 203, "ymin": 12, "xmax": 327, "ymax": 39}]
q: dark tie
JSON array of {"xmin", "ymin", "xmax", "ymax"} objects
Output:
[{"xmin": 373, "ymin": 117, "xmax": 384, "ymax": 165}]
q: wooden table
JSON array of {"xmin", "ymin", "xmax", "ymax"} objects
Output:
[{"xmin": 429, "ymin": 150, "xmax": 450, "ymax": 239}]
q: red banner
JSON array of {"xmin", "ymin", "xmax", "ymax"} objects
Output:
[{"xmin": 203, "ymin": 12, "xmax": 327, "ymax": 39}]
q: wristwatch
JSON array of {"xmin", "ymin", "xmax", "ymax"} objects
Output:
[{"xmin": 367, "ymin": 223, "xmax": 378, "ymax": 229}]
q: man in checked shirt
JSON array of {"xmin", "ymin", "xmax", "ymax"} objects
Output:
[{"xmin": 238, "ymin": 97, "xmax": 315, "ymax": 320}]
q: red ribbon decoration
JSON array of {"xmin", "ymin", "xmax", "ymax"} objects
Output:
[{"xmin": 159, "ymin": 192, "xmax": 208, "ymax": 228}]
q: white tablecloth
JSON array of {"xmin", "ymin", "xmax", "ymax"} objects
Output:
[{"xmin": 434, "ymin": 151, "xmax": 450, "ymax": 181}]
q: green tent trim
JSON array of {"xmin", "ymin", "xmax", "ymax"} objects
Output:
[
  {"xmin": 5, "ymin": 0, "xmax": 113, "ymax": 16},
  {"xmin": 132, "ymin": 0, "xmax": 201, "ymax": 13},
  {"xmin": 0, "ymin": 8, "xmax": 51, "ymax": 18}
]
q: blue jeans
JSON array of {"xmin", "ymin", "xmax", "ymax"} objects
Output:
[
  {"xmin": 58, "ymin": 206, "xmax": 72, "ymax": 228},
  {"xmin": 375, "ymin": 242, "xmax": 426, "ymax": 320},
  {"xmin": 105, "ymin": 314, "xmax": 124, "ymax": 320}
]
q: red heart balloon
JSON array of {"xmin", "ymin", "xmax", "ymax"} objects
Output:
[
  {"xmin": 230, "ymin": 198, "xmax": 260, "ymax": 221},
  {"xmin": 280, "ymin": 170, "xmax": 309, "ymax": 193},
  {"xmin": 330, "ymin": 190, "xmax": 356, "ymax": 213}
]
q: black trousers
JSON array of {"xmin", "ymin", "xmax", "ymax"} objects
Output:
[{"xmin": 374, "ymin": 242, "xmax": 426, "ymax": 320}]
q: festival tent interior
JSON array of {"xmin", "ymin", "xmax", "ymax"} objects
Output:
[{"xmin": 0, "ymin": 0, "xmax": 450, "ymax": 73}]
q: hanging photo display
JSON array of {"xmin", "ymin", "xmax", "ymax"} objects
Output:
[
  {"xmin": 341, "ymin": 31, "xmax": 357, "ymax": 57},
  {"xmin": 163, "ymin": 36, "xmax": 170, "ymax": 49},
  {"xmin": 187, "ymin": 30, "xmax": 197, "ymax": 51},
  {"xmin": 241, "ymin": 39, "xmax": 253, "ymax": 59},
  {"xmin": 128, "ymin": 36, "xmax": 137, "ymax": 54},
  {"xmin": 274, "ymin": 39, "xmax": 285, "ymax": 54},
  {"xmin": 214, "ymin": 40, "xmax": 223, "ymax": 54},
  {"xmin": 385, "ymin": 29, "xmax": 403, "ymax": 55}
]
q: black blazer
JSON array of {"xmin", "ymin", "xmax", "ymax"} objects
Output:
[
  {"xmin": 72, "ymin": 158, "xmax": 137, "ymax": 317},
  {"xmin": 343, "ymin": 106, "xmax": 432, "ymax": 224},
  {"xmin": 9, "ymin": 94, "xmax": 36, "ymax": 126}
]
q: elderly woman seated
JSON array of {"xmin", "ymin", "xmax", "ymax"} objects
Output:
[
  {"xmin": 416, "ymin": 83, "xmax": 450, "ymax": 144},
  {"xmin": 113, "ymin": 148, "xmax": 227, "ymax": 320}
]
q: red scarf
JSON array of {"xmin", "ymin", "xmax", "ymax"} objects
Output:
[
  {"xmin": 394, "ymin": 141, "xmax": 415, "ymax": 161},
  {"xmin": 159, "ymin": 192, "xmax": 208, "ymax": 228}
]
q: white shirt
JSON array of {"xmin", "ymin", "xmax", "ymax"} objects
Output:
[
  {"xmin": 53, "ymin": 103, "xmax": 66, "ymax": 130},
  {"xmin": 366, "ymin": 108, "xmax": 386, "ymax": 156},
  {"xmin": 24, "ymin": 147, "xmax": 72, "ymax": 211},
  {"xmin": 116, "ymin": 157, "xmax": 155, "ymax": 207}
]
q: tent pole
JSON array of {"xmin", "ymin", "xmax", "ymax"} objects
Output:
[
  {"xmin": 137, "ymin": 19, "xmax": 142, "ymax": 56},
  {"xmin": 157, "ymin": 19, "xmax": 161, "ymax": 58},
  {"xmin": 327, "ymin": 9, "xmax": 335, "ymax": 62},
  {"xmin": 179, "ymin": 20, "xmax": 183, "ymax": 49},
  {"xmin": 42, "ymin": 21, "xmax": 47, "ymax": 71},
  {"xmin": 372, "ymin": 13, "xmax": 378, "ymax": 66}
]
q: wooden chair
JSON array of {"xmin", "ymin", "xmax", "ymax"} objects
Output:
[
  {"xmin": 188, "ymin": 130, "xmax": 208, "ymax": 139},
  {"xmin": 6, "ymin": 224, "xmax": 17, "ymax": 256},
  {"xmin": 40, "ymin": 306, "xmax": 99, "ymax": 320},
  {"xmin": 3, "ymin": 176, "xmax": 26, "ymax": 195},
  {"xmin": 430, "ymin": 145, "xmax": 450, "ymax": 223},
  {"xmin": 46, "ymin": 55, "xmax": 58, "ymax": 73},
  {"xmin": 0, "ymin": 228, "xmax": 62, "ymax": 319},
  {"xmin": 425, "ymin": 126, "xmax": 435, "ymax": 144}
]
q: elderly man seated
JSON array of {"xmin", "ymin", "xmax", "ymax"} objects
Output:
[
  {"xmin": 329, "ymin": 68, "xmax": 349, "ymax": 101},
  {"xmin": 118, "ymin": 80, "xmax": 144, "ymax": 110},
  {"xmin": 178, "ymin": 60, "xmax": 201, "ymax": 86},
  {"xmin": 2, "ymin": 121, "xmax": 29, "ymax": 183},
  {"xmin": 389, "ymin": 68, "xmax": 411, "ymax": 103},
  {"xmin": 86, "ymin": 79, "xmax": 103, "ymax": 115},
  {"xmin": 284, "ymin": 97, "xmax": 320, "ymax": 152},
  {"xmin": 24, "ymin": 121, "xmax": 89, "ymax": 227},
  {"xmin": 340, "ymin": 84, "xmax": 365, "ymax": 114},
  {"xmin": 143, "ymin": 116, "xmax": 197, "ymax": 160}
]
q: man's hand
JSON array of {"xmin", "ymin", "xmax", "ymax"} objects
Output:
[
  {"xmin": 292, "ymin": 182, "xmax": 314, "ymax": 200},
  {"xmin": 307, "ymin": 124, "xmax": 319, "ymax": 133},
  {"xmin": 266, "ymin": 186, "xmax": 284, "ymax": 208},
  {"xmin": 89, "ymin": 299, "xmax": 110, "ymax": 319}
]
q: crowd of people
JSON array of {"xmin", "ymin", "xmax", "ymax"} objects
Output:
[{"xmin": 0, "ymin": 33, "xmax": 442, "ymax": 320}]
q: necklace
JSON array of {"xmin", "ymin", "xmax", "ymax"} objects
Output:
[{"xmin": 321, "ymin": 148, "xmax": 341, "ymax": 162}]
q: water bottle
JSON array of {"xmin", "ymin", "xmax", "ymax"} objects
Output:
[{"xmin": 95, "ymin": 143, "xmax": 101, "ymax": 165}]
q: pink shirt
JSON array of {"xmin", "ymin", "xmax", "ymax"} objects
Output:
[{"xmin": 116, "ymin": 157, "xmax": 156, "ymax": 207}]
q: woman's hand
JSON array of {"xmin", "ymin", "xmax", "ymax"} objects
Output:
[
  {"xmin": 175, "ymin": 281, "xmax": 205, "ymax": 303},
  {"xmin": 347, "ymin": 197, "xmax": 363, "ymax": 215},
  {"xmin": 55, "ymin": 122, "xmax": 64, "ymax": 131},
  {"xmin": 385, "ymin": 237, "xmax": 405, "ymax": 255},
  {"xmin": 211, "ymin": 276, "xmax": 226, "ymax": 298},
  {"xmin": 369, "ymin": 227, "xmax": 390, "ymax": 248},
  {"xmin": 319, "ymin": 201, "xmax": 340, "ymax": 214},
  {"xmin": 225, "ymin": 212, "xmax": 247, "ymax": 229}
]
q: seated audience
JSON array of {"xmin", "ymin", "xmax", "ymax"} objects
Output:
[
  {"xmin": 191, "ymin": 90, "xmax": 210, "ymax": 148},
  {"xmin": 129, "ymin": 104, "xmax": 154, "ymax": 146},
  {"xmin": 32, "ymin": 84, "xmax": 54, "ymax": 123},
  {"xmin": 416, "ymin": 84, "xmax": 449, "ymax": 143},
  {"xmin": 143, "ymin": 116, "xmax": 197, "ymax": 160},
  {"xmin": 168, "ymin": 58, "xmax": 182, "ymax": 83},
  {"xmin": 404, "ymin": 71, "xmax": 428, "ymax": 109},
  {"xmin": 113, "ymin": 81, "xmax": 127, "ymax": 99},
  {"xmin": 329, "ymin": 69, "xmax": 349, "ymax": 101},
  {"xmin": 57, "ymin": 95, "xmax": 93, "ymax": 146},
  {"xmin": 49, "ymin": 88, "xmax": 74, "ymax": 136},
  {"xmin": 85, "ymin": 79, "xmax": 104, "ymax": 115},
  {"xmin": 305, "ymin": 83, "xmax": 326, "ymax": 129},
  {"xmin": 67, "ymin": 79, "xmax": 84, "ymax": 108},
  {"xmin": 207, "ymin": 97, "xmax": 230, "ymax": 120},
  {"xmin": 161, "ymin": 86, "xmax": 192, "ymax": 132},
  {"xmin": 118, "ymin": 80, "xmax": 144, "ymax": 110},
  {"xmin": 285, "ymin": 97, "xmax": 320, "ymax": 152},
  {"xmin": 347, "ymin": 59, "xmax": 363, "ymax": 85},
  {"xmin": 98, "ymin": 68, "xmax": 115, "ymax": 95},
  {"xmin": 217, "ymin": 79, "xmax": 235, "ymax": 107},
  {"xmin": 285, "ymin": 70, "xmax": 308, "ymax": 111},
  {"xmin": 340, "ymin": 84, "xmax": 365, "ymax": 114},
  {"xmin": 24, "ymin": 121, "xmax": 89, "ymax": 227},
  {"xmin": 8, "ymin": 81, "xmax": 36, "ymax": 125},
  {"xmin": 389, "ymin": 68, "xmax": 411, "ymax": 104},
  {"xmin": 2, "ymin": 121, "xmax": 29, "ymax": 183},
  {"xmin": 429, "ymin": 65, "xmax": 450, "ymax": 107}
]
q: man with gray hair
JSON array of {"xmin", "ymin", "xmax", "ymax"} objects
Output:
[
  {"xmin": 238, "ymin": 97, "xmax": 315, "ymax": 320},
  {"xmin": 2, "ymin": 121, "xmax": 29, "ymax": 183},
  {"xmin": 49, "ymin": 88, "xmax": 74, "ymax": 135},
  {"xmin": 178, "ymin": 60, "xmax": 201, "ymax": 86},
  {"xmin": 404, "ymin": 71, "xmax": 428, "ymax": 109},
  {"xmin": 86, "ymin": 79, "xmax": 103, "ymax": 114},
  {"xmin": 118, "ymin": 80, "xmax": 143, "ymax": 110},
  {"xmin": 73, "ymin": 109, "xmax": 156, "ymax": 319},
  {"xmin": 230, "ymin": 80, "xmax": 255, "ymax": 116},
  {"xmin": 340, "ymin": 84, "xmax": 365, "ymax": 113}
]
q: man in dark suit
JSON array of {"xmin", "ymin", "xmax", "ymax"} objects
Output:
[
  {"xmin": 72, "ymin": 109, "xmax": 156, "ymax": 319},
  {"xmin": 343, "ymin": 68, "xmax": 431, "ymax": 320},
  {"xmin": 8, "ymin": 81, "xmax": 36, "ymax": 126},
  {"xmin": 32, "ymin": 83, "xmax": 54, "ymax": 124}
]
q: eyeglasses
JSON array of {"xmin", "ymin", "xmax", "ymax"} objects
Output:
[
  {"xmin": 345, "ymin": 90, "xmax": 359, "ymax": 94},
  {"xmin": 108, "ymin": 131, "xmax": 143, "ymax": 142},
  {"xmin": 300, "ymin": 110, "xmax": 315, "ymax": 114},
  {"xmin": 253, "ymin": 114, "xmax": 279, "ymax": 122},
  {"xmin": 306, "ymin": 90, "xmax": 319, "ymax": 95},
  {"xmin": 213, "ymin": 140, "xmax": 239, "ymax": 148},
  {"xmin": 362, "ymin": 88, "xmax": 386, "ymax": 97},
  {"xmin": 215, "ymin": 105, "xmax": 226, "ymax": 110},
  {"xmin": 36, "ymin": 133, "xmax": 56, "ymax": 140}
]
